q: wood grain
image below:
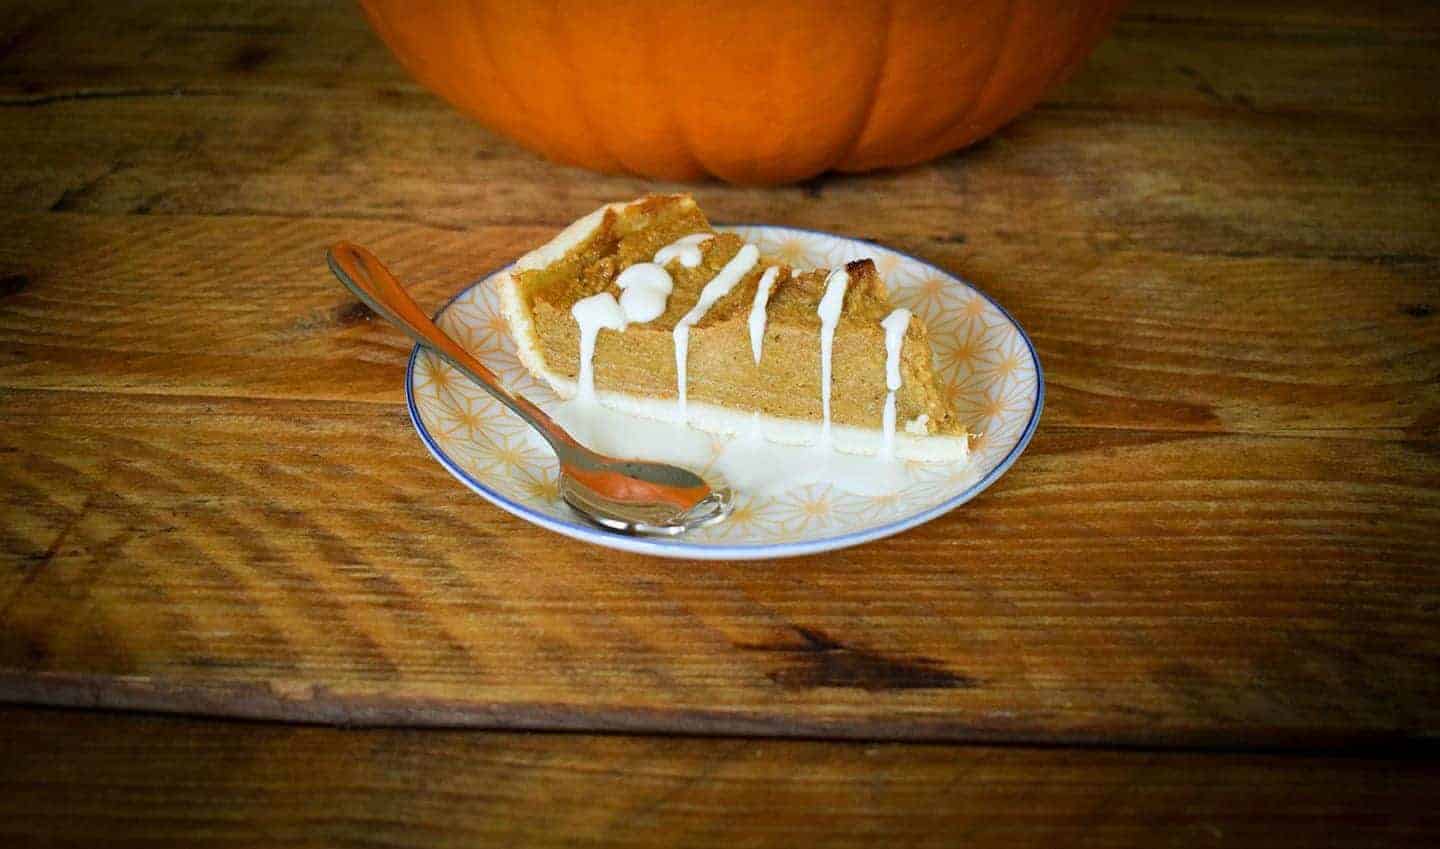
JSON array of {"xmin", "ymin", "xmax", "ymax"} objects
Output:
[
  {"xmin": 2, "ymin": 385, "xmax": 1436, "ymax": 745},
  {"xmin": 1, "ymin": 0, "xmax": 1438, "ymax": 751},
  {"xmin": 1, "ymin": 1, "xmax": 1437, "ymax": 258},
  {"xmin": 0, "ymin": 213, "xmax": 1434, "ymax": 437},
  {"xmin": 1, "ymin": 707, "xmax": 1436, "ymax": 849}
]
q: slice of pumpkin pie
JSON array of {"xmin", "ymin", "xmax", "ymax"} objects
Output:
[{"xmin": 498, "ymin": 194, "xmax": 968, "ymax": 463}]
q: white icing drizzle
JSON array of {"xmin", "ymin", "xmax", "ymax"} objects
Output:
[
  {"xmin": 672, "ymin": 244, "xmax": 760, "ymax": 417},
  {"xmin": 615, "ymin": 262, "xmax": 673, "ymax": 324},
  {"xmin": 680, "ymin": 244, "xmax": 760, "ymax": 325},
  {"xmin": 556, "ymin": 256, "xmax": 953, "ymax": 497},
  {"xmin": 561, "ymin": 241, "xmax": 948, "ymax": 497},
  {"xmin": 570, "ymin": 293, "xmax": 626, "ymax": 403},
  {"xmin": 673, "ymin": 323, "xmax": 691, "ymax": 416},
  {"xmin": 654, "ymin": 233, "xmax": 714, "ymax": 269},
  {"xmin": 879, "ymin": 308, "xmax": 913, "ymax": 458},
  {"xmin": 882, "ymin": 399, "xmax": 897, "ymax": 459},
  {"xmin": 816, "ymin": 267, "xmax": 850, "ymax": 445},
  {"xmin": 746, "ymin": 410, "xmax": 764, "ymax": 442},
  {"xmin": 747, "ymin": 266, "xmax": 781, "ymax": 365}
]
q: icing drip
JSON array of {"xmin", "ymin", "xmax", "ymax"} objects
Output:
[
  {"xmin": 882, "ymin": 396, "xmax": 896, "ymax": 457},
  {"xmin": 747, "ymin": 266, "xmax": 781, "ymax": 365},
  {"xmin": 816, "ymin": 267, "xmax": 850, "ymax": 445},
  {"xmin": 673, "ymin": 244, "xmax": 760, "ymax": 417},
  {"xmin": 879, "ymin": 308, "xmax": 913, "ymax": 458},
  {"xmin": 615, "ymin": 262, "xmax": 673, "ymax": 324},
  {"xmin": 748, "ymin": 410, "xmax": 763, "ymax": 440},
  {"xmin": 654, "ymin": 233, "xmax": 714, "ymax": 268},
  {"xmin": 673, "ymin": 323, "xmax": 690, "ymax": 416},
  {"xmin": 570, "ymin": 293, "xmax": 626, "ymax": 403}
]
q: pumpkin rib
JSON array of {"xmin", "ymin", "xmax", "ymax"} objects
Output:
[
  {"xmin": 641, "ymin": 8, "xmax": 708, "ymax": 181},
  {"xmin": 654, "ymin": 74, "xmax": 715, "ymax": 183},
  {"xmin": 944, "ymin": 3, "xmax": 1076, "ymax": 158},
  {"xmin": 664, "ymin": 77, "xmax": 780, "ymax": 182},
  {"xmin": 643, "ymin": 4, "xmax": 736, "ymax": 183},
  {"xmin": 547, "ymin": 0, "xmax": 646, "ymax": 178},
  {"xmin": 494, "ymin": 2, "xmax": 623, "ymax": 173},
  {"xmin": 457, "ymin": 3, "xmax": 575, "ymax": 167},
  {"xmin": 916, "ymin": 2, "xmax": 1127, "ymax": 165},
  {"xmin": 369, "ymin": 2, "xmax": 551, "ymax": 167},
  {"xmin": 1043, "ymin": 6, "xmax": 1128, "ymax": 102},
  {"xmin": 1016, "ymin": 6, "xmax": 1099, "ymax": 136},
  {"xmin": 922, "ymin": 0, "xmax": 1015, "ymax": 155},
  {"xmin": 655, "ymin": 2, "xmax": 895, "ymax": 184},
  {"xmin": 834, "ymin": 0, "xmax": 895, "ymax": 172},
  {"xmin": 462, "ymin": 2, "xmax": 575, "ymax": 168},
  {"xmin": 835, "ymin": 3, "xmax": 1011, "ymax": 174},
  {"xmin": 842, "ymin": 10, "xmax": 1014, "ymax": 173},
  {"xmin": 1039, "ymin": 9, "xmax": 1097, "ymax": 99}
]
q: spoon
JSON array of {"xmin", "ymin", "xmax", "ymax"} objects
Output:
[{"xmin": 327, "ymin": 242, "xmax": 733, "ymax": 536}]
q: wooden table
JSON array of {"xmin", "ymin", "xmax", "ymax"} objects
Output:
[{"xmin": 2, "ymin": 1, "xmax": 1437, "ymax": 845}]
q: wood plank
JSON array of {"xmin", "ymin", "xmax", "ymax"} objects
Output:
[
  {"xmin": 0, "ymin": 1, "xmax": 1437, "ymax": 259},
  {"xmin": 5, "ymin": 0, "xmax": 1436, "ymax": 104},
  {"xmin": 1115, "ymin": 0, "xmax": 1440, "ymax": 31},
  {"xmin": 2, "ymin": 89, "xmax": 1434, "ymax": 260},
  {"xmin": 1, "ymin": 213, "xmax": 1435, "ymax": 437},
  {"xmin": 1, "ymin": 0, "xmax": 1438, "ymax": 750},
  {"xmin": 1, "ymin": 389, "xmax": 1436, "ymax": 745},
  {"xmin": 4, "ymin": 0, "xmax": 1436, "ymax": 124},
  {"xmin": 0, "ymin": 707, "xmax": 1435, "ymax": 849}
]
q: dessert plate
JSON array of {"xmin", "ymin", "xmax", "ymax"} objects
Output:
[{"xmin": 406, "ymin": 226, "xmax": 1043, "ymax": 559}]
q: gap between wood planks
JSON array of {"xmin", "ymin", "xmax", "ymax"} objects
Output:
[
  {"xmin": 27, "ymin": 206, "xmax": 1440, "ymax": 267},
  {"xmin": 5, "ymin": 674, "xmax": 1440, "ymax": 757},
  {"xmin": 1, "ymin": 701, "xmax": 1436, "ymax": 760}
]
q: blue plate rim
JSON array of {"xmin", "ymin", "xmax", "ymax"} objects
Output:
[{"xmin": 404, "ymin": 224, "xmax": 1045, "ymax": 560}]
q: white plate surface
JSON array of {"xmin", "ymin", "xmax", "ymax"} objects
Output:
[{"xmin": 407, "ymin": 226, "xmax": 1043, "ymax": 559}]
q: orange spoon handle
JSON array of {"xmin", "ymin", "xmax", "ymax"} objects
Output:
[{"xmin": 327, "ymin": 241, "xmax": 580, "ymax": 452}]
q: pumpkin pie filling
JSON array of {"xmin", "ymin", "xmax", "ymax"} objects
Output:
[{"xmin": 498, "ymin": 195, "xmax": 968, "ymax": 463}]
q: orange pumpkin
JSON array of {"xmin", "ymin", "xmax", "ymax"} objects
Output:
[{"xmin": 358, "ymin": 0, "xmax": 1128, "ymax": 185}]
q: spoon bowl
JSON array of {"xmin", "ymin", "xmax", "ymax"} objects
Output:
[{"xmin": 326, "ymin": 242, "xmax": 733, "ymax": 536}]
